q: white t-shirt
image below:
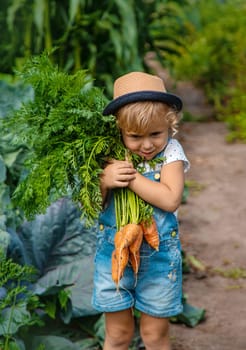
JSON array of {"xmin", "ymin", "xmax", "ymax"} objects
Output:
[{"xmin": 163, "ymin": 138, "xmax": 190, "ymax": 172}]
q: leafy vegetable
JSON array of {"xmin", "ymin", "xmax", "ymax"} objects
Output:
[
  {"xmin": 0, "ymin": 250, "xmax": 43, "ymax": 349},
  {"xmin": 2, "ymin": 53, "xmax": 126, "ymax": 225},
  {"xmin": 7, "ymin": 198, "xmax": 98, "ymax": 319},
  {"xmin": 3, "ymin": 53, "xmax": 156, "ymax": 228}
]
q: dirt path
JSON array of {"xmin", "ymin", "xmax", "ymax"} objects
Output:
[{"xmin": 170, "ymin": 122, "xmax": 246, "ymax": 350}]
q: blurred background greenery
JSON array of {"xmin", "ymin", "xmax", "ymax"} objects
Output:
[
  {"xmin": 0, "ymin": 0, "xmax": 246, "ymax": 141},
  {"xmin": 0, "ymin": 1, "xmax": 245, "ymax": 349},
  {"xmin": 0, "ymin": 0, "xmax": 246, "ymax": 142}
]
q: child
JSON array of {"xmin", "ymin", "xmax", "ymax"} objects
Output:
[{"xmin": 92, "ymin": 72, "xmax": 190, "ymax": 350}]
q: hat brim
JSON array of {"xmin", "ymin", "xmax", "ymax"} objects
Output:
[{"xmin": 103, "ymin": 91, "xmax": 182, "ymax": 115}]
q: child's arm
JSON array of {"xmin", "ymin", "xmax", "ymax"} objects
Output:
[
  {"xmin": 128, "ymin": 160, "xmax": 184, "ymax": 212},
  {"xmin": 100, "ymin": 160, "xmax": 136, "ymax": 202}
]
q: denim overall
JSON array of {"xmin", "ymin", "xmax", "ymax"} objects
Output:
[{"xmin": 92, "ymin": 147, "xmax": 183, "ymax": 318}]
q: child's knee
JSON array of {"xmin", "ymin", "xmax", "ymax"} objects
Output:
[
  {"xmin": 105, "ymin": 324, "xmax": 134, "ymax": 347},
  {"xmin": 140, "ymin": 317, "xmax": 170, "ymax": 349}
]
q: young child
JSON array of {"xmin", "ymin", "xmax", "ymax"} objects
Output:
[{"xmin": 92, "ymin": 72, "xmax": 190, "ymax": 350}]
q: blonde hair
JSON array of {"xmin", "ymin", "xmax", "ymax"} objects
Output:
[{"xmin": 116, "ymin": 101, "xmax": 180, "ymax": 136}]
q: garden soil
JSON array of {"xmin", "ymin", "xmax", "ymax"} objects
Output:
[{"xmin": 170, "ymin": 121, "xmax": 246, "ymax": 350}]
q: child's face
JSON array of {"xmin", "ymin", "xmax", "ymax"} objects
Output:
[{"xmin": 121, "ymin": 119, "xmax": 168, "ymax": 160}]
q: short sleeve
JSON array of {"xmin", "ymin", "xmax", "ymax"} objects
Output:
[{"xmin": 163, "ymin": 138, "xmax": 190, "ymax": 173}]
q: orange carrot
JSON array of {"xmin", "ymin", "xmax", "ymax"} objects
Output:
[
  {"xmin": 111, "ymin": 223, "xmax": 146, "ymax": 285},
  {"xmin": 112, "ymin": 247, "xmax": 129, "ymax": 285},
  {"xmin": 141, "ymin": 217, "xmax": 159, "ymax": 251},
  {"xmin": 118, "ymin": 223, "xmax": 143, "ymax": 249},
  {"xmin": 129, "ymin": 251, "xmax": 140, "ymax": 275},
  {"xmin": 111, "ymin": 249, "xmax": 119, "ymax": 284},
  {"xmin": 128, "ymin": 227, "xmax": 143, "ymax": 274},
  {"xmin": 129, "ymin": 226, "xmax": 143, "ymax": 253},
  {"xmin": 112, "ymin": 224, "xmax": 143, "ymax": 285},
  {"xmin": 116, "ymin": 246, "xmax": 129, "ymax": 280},
  {"xmin": 114, "ymin": 229, "xmax": 124, "ymax": 248}
]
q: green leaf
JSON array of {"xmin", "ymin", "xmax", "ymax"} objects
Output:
[
  {"xmin": 93, "ymin": 314, "xmax": 105, "ymax": 347},
  {"xmin": 0, "ymin": 156, "xmax": 6, "ymax": 182},
  {"xmin": 175, "ymin": 301, "xmax": 206, "ymax": 328},
  {"xmin": 44, "ymin": 299, "xmax": 57, "ymax": 319},
  {"xmin": 69, "ymin": 0, "xmax": 81, "ymax": 24},
  {"xmin": 0, "ymin": 230, "xmax": 10, "ymax": 256},
  {"xmin": 6, "ymin": 339, "xmax": 25, "ymax": 350},
  {"xmin": 0, "ymin": 304, "xmax": 31, "ymax": 336},
  {"xmin": 30, "ymin": 335, "xmax": 80, "ymax": 350},
  {"xmin": 33, "ymin": 0, "xmax": 45, "ymax": 37},
  {"xmin": 11, "ymin": 198, "xmax": 98, "ymax": 318}
]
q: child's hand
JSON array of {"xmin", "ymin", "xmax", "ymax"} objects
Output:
[{"xmin": 101, "ymin": 159, "xmax": 136, "ymax": 190}]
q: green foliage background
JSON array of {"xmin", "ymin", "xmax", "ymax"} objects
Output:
[
  {"xmin": 167, "ymin": 0, "xmax": 246, "ymax": 141},
  {"xmin": 0, "ymin": 0, "xmax": 189, "ymax": 95},
  {"xmin": 1, "ymin": 0, "xmax": 246, "ymax": 139},
  {"xmin": 0, "ymin": 0, "xmax": 245, "ymax": 348}
]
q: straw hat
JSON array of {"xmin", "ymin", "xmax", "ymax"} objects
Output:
[{"xmin": 103, "ymin": 71, "xmax": 182, "ymax": 115}]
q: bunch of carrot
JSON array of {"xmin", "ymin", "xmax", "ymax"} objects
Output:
[
  {"xmin": 110, "ymin": 153, "xmax": 164, "ymax": 287},
  {"xmin": 112, "ymin": 215, "xmax": 159, "ymax": 287}
]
